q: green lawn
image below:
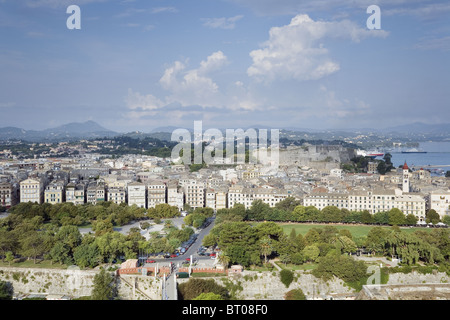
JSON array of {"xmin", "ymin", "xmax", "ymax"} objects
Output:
[{"xmin": 279, "ymin": 223, "xmax": 431, "ymax": 238}]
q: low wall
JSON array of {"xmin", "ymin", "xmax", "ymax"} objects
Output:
[
  {"xmin": 178, "ymin": 267, "xmax": 227, "ymax": 275},
  {"xmin": 0, "ymin": 266, "xmax": 162, "ymax": 300}
]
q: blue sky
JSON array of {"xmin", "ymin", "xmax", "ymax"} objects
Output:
[{"xmin": 0, "ymin": 0, "xmax": 449, "ymax": 133}]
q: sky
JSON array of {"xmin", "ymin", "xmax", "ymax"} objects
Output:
[{"xmin": 0, "ymin": 0, "xmax": 449, "ymax": 133}]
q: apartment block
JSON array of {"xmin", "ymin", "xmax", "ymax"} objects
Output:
[
  {"xmin": 44, "ymin": 180, "xmax": 65, "ymax": 204},
  {"xmin": 127, "ymin": 182, "xmax": 146, "ymax": 208},
  {"xmin": 205, "ymin": 188, "xmax": 216, "ymax": 210},
  {"xmin": 429, "ymin": 192, "xmax": 450, "ymax": 220},
  {"xmin": 167, "ymin": 181, "xmax": 184, "ymax": 211},
  {"xmin": 304, "ymin": 192, "xmax": 349, "ymax": 210},
  {"xmin": 107, "ymin": 187, "xmax": 126, "ymax": 205},
  {"xmin": 0, "ymin": 182, "xmax": 16, "ymax": 208},
  {"xmin": 20, "ymin": 178, "xmax": 44, "ymax": 204},
  {"xmin": 87, "ymin": 181, "xmax": 105, "ymax": 205},
  {"xmin": 147, "ymin": 180, "xmax": 166, "ymax": 208},
  {"xmin": 66, "ymin": 183, "xmax": 86, "ymax": 205},
  {"xmin": 184, "ymin": 180, "xmax": 205, "ymax": 209},
  {"xmin": 228, "ymin": 185, "xmax": 289, "ymax": 209},
  {"xmin": 304, "ymin": 188, "xmax": 427, "ymax": 221}
]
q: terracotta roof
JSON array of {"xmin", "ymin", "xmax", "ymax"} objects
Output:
[{"xmin": 403, "ymin": 161, "xmax": 409, "ymax": 170}]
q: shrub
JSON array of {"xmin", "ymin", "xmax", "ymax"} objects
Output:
[
  {"xmin": 284, "ymin": 288, "xmax": 306, "ymax": 300},
  {"xmin": 178, "ymin": 278, "xmax": 229, "ymax": 300},
  {"xmin": 280, "ymin": 269, "xmax": 294, "ymax": 288}
]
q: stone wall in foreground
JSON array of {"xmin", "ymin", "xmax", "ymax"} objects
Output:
[{"xmin": 0, "ymin": 267, "xmax": 162, "ymax": 300}]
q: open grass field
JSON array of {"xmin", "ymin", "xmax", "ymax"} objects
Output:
[{"xmin": 279, "ymin": 223, "xmax": 432, "ymax": 239}]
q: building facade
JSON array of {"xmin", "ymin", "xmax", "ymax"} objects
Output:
[
  {"xmin": 44, "ymin": 181, "xmax": 65, "ymax": 204},
  {"xmin": 20, "ymin": 178, "xmax": 44, "ymax": 204},
  {"xmin": 127, "ymin": 182, "xmax": 146, "ymax": 208},
  {"xmin": 147, "ymin": 180, "xmax": 166, "ymax": 208}
]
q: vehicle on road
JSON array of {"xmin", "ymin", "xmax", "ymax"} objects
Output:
[{"xmin": 146, "ymin": 259, "xmax": 156, "ymax": 263}]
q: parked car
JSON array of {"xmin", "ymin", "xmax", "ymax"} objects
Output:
[
  {"xmin": 146, "ymin": 259, "xmax": 156, "ymax": 263},
  {"xmin": 170, "ymin": 254, "xmax": 178, "ymax": 258}
]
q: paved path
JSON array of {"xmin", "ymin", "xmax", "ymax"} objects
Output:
[{"xmin": 269, "ymin": 259, "xmax": 282, "ymax": 271}]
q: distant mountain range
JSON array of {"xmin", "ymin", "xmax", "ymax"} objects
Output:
[
  {"xmin": 0, "ymin": 121, "xmax": 118, "ymax": 141},
  {"xmin": 0, "ymin": 121, "xmax": 449, "ymax": 142}
]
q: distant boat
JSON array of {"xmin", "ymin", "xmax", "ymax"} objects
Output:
[
  {"xmin": 401, "ymin": 148, "xmax": 427, "ymax": 154},
  {"xmin": 357, "ymin": 149, "xmax": 384, "ymax": 159}
]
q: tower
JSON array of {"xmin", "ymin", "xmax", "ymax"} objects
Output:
[{"xmin": 402, "ymin": 161, "xmax": 410, "ymax": 193}]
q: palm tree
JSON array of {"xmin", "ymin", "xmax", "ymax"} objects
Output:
[
  {"xmin": 217, "ymin": 252, "xmax": 230, "ymax": 268},
  {"xmin": 259, "ymin": 236, "xmax": 272, "ymax": 264}
]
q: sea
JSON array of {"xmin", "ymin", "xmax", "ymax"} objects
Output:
[{"xmin": 383, "ymin": 141, "xmax": 450, "ymax": 176}]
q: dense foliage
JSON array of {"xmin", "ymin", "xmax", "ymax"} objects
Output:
[
  {"xmin": 0, "ymin": 202, "xmax": 192, "ymax": 268},
  {"xmin": 178, "ymin": 278, "xmax": 229, "ymax": 300}
]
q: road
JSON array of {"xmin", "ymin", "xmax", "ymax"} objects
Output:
[
  {"xmin": 143, "ymin": 216, "xmax": 216, "ymax": 266},
  {"xmin": 155, "ymin": 217, "xmax": 216, "ymax": 301}
]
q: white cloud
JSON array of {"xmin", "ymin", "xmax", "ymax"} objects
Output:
[
  {"xmin": 25, "ymin": 0, "xmax": 108, "ymax": 8},
  {"xmin": 159, "ymin": 51, "xmax": 229, "ymax": 107},
  {"xmin": 320, "ymin": 85, "xmax": 371, "ymax": 118},
  {"xmin": 126, "ymin": 89, "xmax": 164, "ymax": 111},
  {"xmin": 151, "ymin": 7, "xmax": 178, "ymax": 14},
  {"xmin": 247, "ymin": 14, "xmax": 388, "ymax": 82},
  {"xmin": 202, "ymin": 15, "xmax": 244, "ymax": 29},
  {"xmin": 414, "ymin": 36, "xmax": 450, "ymax": 52}
]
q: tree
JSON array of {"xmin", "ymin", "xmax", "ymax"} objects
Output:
[
  {"xmin": 19, "ymin": 231, "xmax": 47, "ymax": 264},
  {"xmin": 275, "ymin": 197, "xmax": 302, "ymax": 212},
  {"xmin": 320, "ymin": 206, "xmax": 342, "ymax": 222},
  {"xmin": 443, "ymin": 215, "xmax": 450, "ymax": 226},
  {"xmin": 0, "ymin": 280, "xmax": 13, "ymax": 300},
  {"xmin": 0, "ymin": 230, "xmax": 18, "ymax": 262},
  {"xmin": 365, "ymin": 227, "xmax": 389, "ymax": 256},
  {"xmin": 178, "ymin": 278, "xmax": 229, "ymax": 300},
  {"xmin": 49, "ymin": 242, "xmax": 72, "ymax": 265},
  {"xmin": 388, "ymin": 208, "xmax": 405, "ymax": 226},
  {"xmin": 247, "ymin": 200, "xmax": 271, "ymax": 221},
  {"xmin": 302, "ymin": 245, "xmax": 320, "ymax": 262},
  {"xmin": 147, "ymin": 203, "xmax": 180, "ymax": 219},
  {"xmin": 5, "ymin": 251, "xmax": 14, "ymax": 266},
  {"xmin": 377, "ymin": 161, "xmax": 387, "ymax": 175},
  {"xmin": 360, "ymin": 210, "xmax": 374, "ymax": 224},
  {"xmin": 279, "ymin": 269, "xmax": 294, "ymax": 288},
  {"xmin": 284, "ymin": 289, "xmax": 306, "ymax": 300},
  {"xmin": 193, "ymin": 292, "xmax": 224, "ymax": 300},
  {"xmin": 259, "ymin": 236, "xmax": 273, "ymax": 264},
  {"xmin": 292, "ymin": 205, "xmax": 307, "ymax": 221},
  {"xmin": 92, "ymin": 219, "xmax": 114, "ymax": 237},
  {"xmin": 374, "ymin": 211, "xmax": 389, "ymax": 225},
  {"xmin": 313, "ymin": 253, "xmax": 367, "ymax": 283},
  {"xmin": 425, "ymin": 209, "xmax": 440, "ymax": 225},
  {"xmin": 336, "ymin": 236, "xmax": 357, "ymax": 255},
  {"xmin": 405, "ymin": 214, "xmax": 418, "ymax": 225},
  {"xmin": 73, "ymin": 241, "xmax": 102, "ymax": 269},
  {"xmin": 91, "ymin": 268, "xmax": 117, "ymax": 300}
]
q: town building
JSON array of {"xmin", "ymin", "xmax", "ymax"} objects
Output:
[
  {"xmin": 65, "ymin": 183, "xmax": 86, "ymax": 205},
  {"xmin": 147, "ymin": 180, "xmax": 166, "ymax": 208},
  {"xmin": 127, "ymin": 182, "xmax": 146, "ymax": 208},
  {"xmin": 107, "ymin": 187, "xmax": 126, "ymax": 205},
  {"xmin": 0, "ymin": 182, "xmax": 16, "ymax": 208},
  {"xmin": 20, "ymin": 178, "xmax": 44, "ymax": 204},
  {"xmin": 86, "ymin": 181, "xmax": 106, "ymax": 205},
  {"xmin": 429, "ymin": 191, "xmax": 450, "ymax": 220},
  {"xmin": 167, "ymin": 181, "xmax": 184, "ymax": 211},
  {"xmin": 44, "ymin": 180, "xmax": 65, "ymax": 204},
  {"xmin": 228, "ymin": 185, "xmax": 289, "ymax": 209},
  {"xmin": 184, "ymin": 180, "xmax": 205, "ymax": 209}
]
